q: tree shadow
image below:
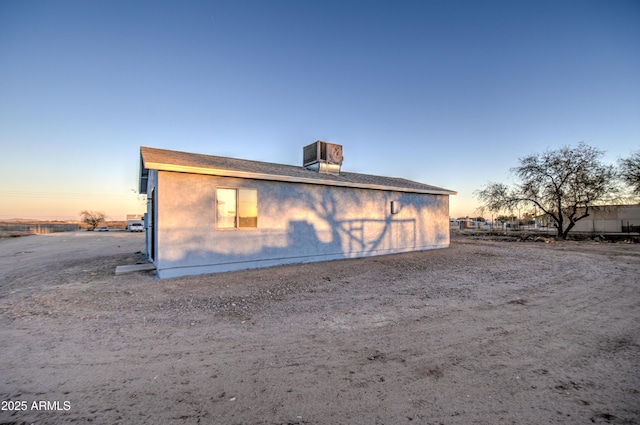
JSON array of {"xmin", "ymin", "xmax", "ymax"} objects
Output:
[{"xmin": 154, "ymin": 182, "xmax": 448, "ymax": 277}]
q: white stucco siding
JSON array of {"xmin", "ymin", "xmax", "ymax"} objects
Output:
[
  {"xmin": 154, "ymin": 171, "xmax": 450, "ymax": 278},
  {"xmin": 567, "ymin": 204, "xmax": 640, "ymax": 233}
]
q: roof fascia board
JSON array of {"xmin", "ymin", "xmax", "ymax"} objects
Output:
[
  {"xmin": 139, "ymin": 155, "xmax": 149, "ymax": 194},
  {"xmin": 145, "ymin": 161, "xmax": 457, "ymax": 195}
]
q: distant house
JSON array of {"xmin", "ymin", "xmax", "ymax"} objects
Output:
[
  {"xmin": 557, "ymin": 204, "xmax": 640, "ymax": 233},
  {"xmin": 450, "ymin": 217, "xmax": 481, "ymax": 230},
  {"xmin": 138, "ymin": 141, "xmax": 456, "ymax": 278}
]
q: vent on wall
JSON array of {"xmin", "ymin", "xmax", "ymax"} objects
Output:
[{"xmin": 303, "ymin": 140, "xmax": 343, "ymax": 174}]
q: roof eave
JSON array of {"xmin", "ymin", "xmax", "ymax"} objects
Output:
[
  {"xmin": 139, "ymin": 153, "xmax": 149, "ymax": 194},
  {"xmin": 144, "ymin": 161, "xmax": 457, "ymax": 195}
]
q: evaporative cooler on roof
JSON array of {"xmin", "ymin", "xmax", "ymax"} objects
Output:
[{"xmin": 303, "ymin": 140, "xmax": 343, "ymax": 175}]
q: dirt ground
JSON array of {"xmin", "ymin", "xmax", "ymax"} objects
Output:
[{"xmin": 0, "ymin": 231, "xmax": 638, "ymax": 425}]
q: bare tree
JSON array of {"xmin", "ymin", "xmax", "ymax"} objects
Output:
[
  {"xmin": 618, "ymin": 150, "xmax": 640, "ymax": 196},
  {"xmin": 80, "ymin": 210, "xmax": 106, "ymax": 231},
  {"xmin": 476, "ymin": 142, "xmax": 618, "ymax": 239}
]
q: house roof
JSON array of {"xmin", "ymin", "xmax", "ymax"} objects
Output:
[{"xmin": 139, "ymin": 146, "xmax": 457, "ymax": 196}]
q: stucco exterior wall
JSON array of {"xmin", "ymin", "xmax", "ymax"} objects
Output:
[
  {"xmin": 570, "ymin": 204, "xmax": 640, "ymax": 233},
  {"xmin": 152, "ymin": 170, "xmax": 450, "ymax": 278}
]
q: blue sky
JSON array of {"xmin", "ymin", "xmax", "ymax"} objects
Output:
[{"xmin": 1, "ymin": 0, "xmax": 639, "ymax": 220}]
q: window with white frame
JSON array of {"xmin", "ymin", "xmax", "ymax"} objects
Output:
[{"xmin": 216, "ymin": 188, "xmax": 257, "ymax": 229}]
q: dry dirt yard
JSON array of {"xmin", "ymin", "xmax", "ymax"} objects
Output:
[{"xmin": 0, "ymin": 231, "xmax": 638, "ymax": 425}]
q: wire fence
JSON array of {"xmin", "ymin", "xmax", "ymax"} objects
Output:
[
  {"xmin": 450, "ymin": 219, "xmax": 640, "ymax": 235},
  {"xmin": 0, "ymin": 223, "xmax": 79, "ymax": 235}
]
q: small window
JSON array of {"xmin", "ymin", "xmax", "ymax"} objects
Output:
[
  {"xmin": 216, "ymin": 188, "xmax": 257, "ymax": 229},
  {"xmin": 238, "ymin": 188, "xmax": 258, "ymax": 228},
  {"xmin": 216, "ymin": 188, "xmax": 237, "ymax": 229}
]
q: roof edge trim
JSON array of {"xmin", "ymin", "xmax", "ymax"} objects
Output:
[{"xmin": 145, "ymin": 161, "xmax": 457, "ymax": 195}]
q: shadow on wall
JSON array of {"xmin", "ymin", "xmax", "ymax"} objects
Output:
[
  {"xmin": 290, "ymin": 186, "xmax": 428, "ymax": 255},
  {"xmin": 286, "ymin": 216, "xmax": 418, "ymax": 258},
  {"xmin": 159, "ymin": 183, "xmax": 449, "ymax": 272}
]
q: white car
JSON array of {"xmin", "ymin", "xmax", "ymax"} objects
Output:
[{"xmin": 129, "ymin": 223, "xmax": 144, "ymax": 232}]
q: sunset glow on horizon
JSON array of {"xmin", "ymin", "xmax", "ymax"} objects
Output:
[{"xmin": 1, "ymin": 1, "xmax": 638, "ymax": 221}]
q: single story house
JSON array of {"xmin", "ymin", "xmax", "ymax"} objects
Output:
[
  {"xmin": 556, "ymin": 204, "xmax": 640, "ymax": 233},
  {"xmin": 138, "ymin": 141, "xmax": 456, "ymax": 278}
]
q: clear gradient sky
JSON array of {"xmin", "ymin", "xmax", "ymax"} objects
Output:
[{"xmin": 1, "ymin": 0, "xmax": 639, "ymax": 220}]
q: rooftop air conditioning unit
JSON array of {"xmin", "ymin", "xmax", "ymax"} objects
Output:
[{"xmin": 303, "ymin": 140, "xmax": 343, "ymax": 174}]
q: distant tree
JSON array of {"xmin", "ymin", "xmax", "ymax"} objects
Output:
[
  {"xmin": 618, "ymin": 150, "xmax": 640, "ymax": 196},
  {"xmin": 475, "ymin": 142, "xmax": 619, "ymax": 239},
  {"xmin": 80, "ymin": 210, "xmax": 105, "ymax": 230},
  {"xmin": 521, "ymin": 212, "xmax": 535, "ymax": 224},
  {"xmin": 496, "ymin": 215, "xmax": 516, "ymax": 223},
  {"xmin": 130, "ymin": 188, "xmax": 148, "ymax": 205}
]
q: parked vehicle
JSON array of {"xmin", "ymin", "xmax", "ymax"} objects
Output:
[
  {"xmin": 97, "ymin": 226, "xmax": 109, "ymax": 232},
  {"xmin": 129, "ymin": 223, "xmax": 143, "ymax": 232}
]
